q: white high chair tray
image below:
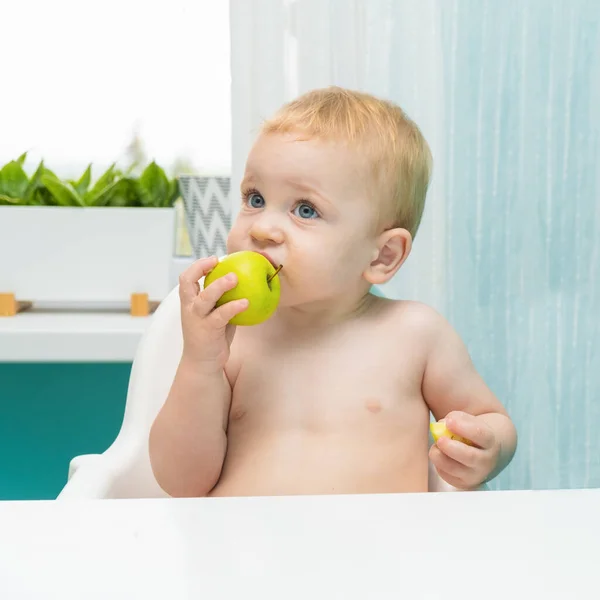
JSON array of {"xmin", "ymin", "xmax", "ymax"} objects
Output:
[{"xmin": 0, "ymin": 489, "xmax": 598, "ymax": 600}]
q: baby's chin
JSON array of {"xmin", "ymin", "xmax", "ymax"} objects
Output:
[
  {"xmin": 276, "ymin": 280, "xmax": 338, "ymax": 310},
  {"xmin": 275, "ymin": 285, "xmax": 298, "ymax": 308},
  {"xmin": 275, "ymin": 281, "xmax": 311, "ymax": 309}
]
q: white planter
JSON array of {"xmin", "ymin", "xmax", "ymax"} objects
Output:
[{"xmin": 0, "ymin": 206, "xmax": 175, "ymax": 306}]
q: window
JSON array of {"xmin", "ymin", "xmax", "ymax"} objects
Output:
[{"xmin": 2, "ymin": 0, "xmax": 231, "ymax": 257}]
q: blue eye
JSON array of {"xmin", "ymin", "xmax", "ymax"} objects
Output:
[
  {"xmin": 247, "ymin": 192, "xmax": 265, "ymax": 208},
  {"xmin": 293, "ymin": 203, "xmax": 319, "ymax": 219}
]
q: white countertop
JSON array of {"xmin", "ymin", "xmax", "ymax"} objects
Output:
[
  {"xmin": 0, "ymin": 489, "xmax": 598, "ymax": 600},
  {"xmin": 0, "ymin": 310, "xmax": 151, "ymax": 362}
]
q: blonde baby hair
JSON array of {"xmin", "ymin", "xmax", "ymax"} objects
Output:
[{"xmin": 262, "ymin": 86, "xmax": 432, "ymax": 238}]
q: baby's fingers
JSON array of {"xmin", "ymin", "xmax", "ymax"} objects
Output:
[
  {"xmin": 429, "ymin": 445, "xmax": 470, "ymax": 480},
  {"xmin": 179, "ymin": 256, "xmax": 218, "ymax": 304},
  {"xmin": 209, "ymin": 299, "xmax": 249, "ymax": 329},
  {"xmin": 435, "ymin": 435, "xmax": 479, "ymax": 468},
  {"xmin": 194, "ymin": 273, "xmax": 238, "ymax": 316},
  {"xmin": 433, "ymin": 467, "xmax": 470, "ymax": 491},
  {"xmin": 445, "ymin": 412, "xmax": 495, "ymax": 449}
]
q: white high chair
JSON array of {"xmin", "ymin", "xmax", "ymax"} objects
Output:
[{"xmin": 57, "ymin": 282, "xmax": 484, "ymax": 499}]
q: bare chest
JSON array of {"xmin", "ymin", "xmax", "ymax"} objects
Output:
[{"xmin": 227, "ymin": 327, "xmax": 426, "ymax": 433}]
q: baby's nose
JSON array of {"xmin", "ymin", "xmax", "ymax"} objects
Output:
[{"xmin": 250, "ymin": 214, "xmax": 284, "ymax": 244}]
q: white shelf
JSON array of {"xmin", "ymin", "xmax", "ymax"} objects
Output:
[
  {"xmin": 0, "ymin": 257, "xmax": 193, "ymax": 363},
  {"xmin": 0, "ymin": 311, "xmax": 151, "ymax": 362}
]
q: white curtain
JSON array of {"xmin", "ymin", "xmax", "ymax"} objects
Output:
[
  {"xmin": 229, "ymin": 0, "xmax": 600, "ymax": 491},
  {"xmin": 229, "ymin": 0, "xmax": 447, "ymax": 311}
]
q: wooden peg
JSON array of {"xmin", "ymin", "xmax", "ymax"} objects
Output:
[
  {"xmin": 0, "ymin": 293, "xmax": 32, "ymax": 317},
  {"xmin": 130, "ymin": 293, "xmax": 160, "ymax": 317},
  {"xmin": 130, "ymin": 293, "xmax": 149, "ymax": 317}
]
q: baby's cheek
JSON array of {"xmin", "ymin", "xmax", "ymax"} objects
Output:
[
  {"xmin": 225, "ymin": 224, "xmax": 244, "ymax": 253},
  {"xmin": 309, "ymin": 261, "xmax": 351, "ymax": 296},
  {"xmin": 288, "ymin": 254, "xmax": 335, "ymax": 295}
]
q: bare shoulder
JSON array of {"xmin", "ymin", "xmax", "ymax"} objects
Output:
[{"xmin": 371, "ymin": 297, "xmax": 450, "ymax": 341}]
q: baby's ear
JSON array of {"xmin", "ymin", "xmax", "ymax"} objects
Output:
[{"xmin": 363, "ymin": 227, "xmax": 412, "ymax": 285}]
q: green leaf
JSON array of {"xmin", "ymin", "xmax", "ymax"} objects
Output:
[
  {"xmin": 0, "ymin": 194, "xmax": 22, "ymax": 205},
  {"xmin": 41, "ymin": 173, "xmax": 84, "ymax": 206},
  {"xmin": 86, "ymin": 179, "xmax": 121, "ymax": 206},
  {"xmin": 103, "ymin": 177, "xmax": 142, "ymax": 207},
  {"xmin": 33, "ymin": 165, "xmax": 61, "ymax": 205},
  {"xmin": 124, "ymin": 161, "xmax": 138, "ymax": 177},
  {"xmin": 35, "ymin": 188, "xmax": 56, "ymax": 205},
  {"xmin": 41, "ymin": 165, "xmax": 58, "ymax": 179},
  {"xmin": 84, "ymin": 163, "xmax": 117, "ymax": 202},
  {"xmin": 138, "ymin": 161, "xmax": 169, "ymax": 207},
  {"xmin": 167, "ymin": 177, "xmax": 180, "ymax": 207},
  {"xmin": 0, "ymin": 160, "xmax": 29, "ymax": 200},
  {"xmin": 0, "ymin": 156, "xmax": 178, "ymax": 208},
  {"xmin": 23, "ymin": 161, "xmax": 46, "ymax": 204},
  {"xmin": 70, "ymin": 164, "xmax": 92, "ymax": 197}
]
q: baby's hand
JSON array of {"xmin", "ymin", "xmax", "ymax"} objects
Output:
[
  {"xmin": 429, "ymin": 411, "xmax": 500, "ymax": 490},
  {"xmin": 178, "ymin": 256, "xmax": 249, "ymax": 371}
]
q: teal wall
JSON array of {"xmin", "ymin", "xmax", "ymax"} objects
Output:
[
  {"xmin": 435, "ymin": 0, "xmax": 600, "ymax": 491},
  {"xmin": 0, "ymin": 363, "xmax": 130, "ymax": 500},
  {"xmin": 373, "ymin": 0, "xmax": 600, "ymax": 491}
]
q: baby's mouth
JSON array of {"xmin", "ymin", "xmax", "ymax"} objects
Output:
[{"xmin": 256, "ymin": 250, "xmax": 278, "ymax": 269}]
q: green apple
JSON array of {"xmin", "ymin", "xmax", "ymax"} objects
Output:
[{"xmin": 203, "ymin": 251, "xmax": 282, "ymax": 326}]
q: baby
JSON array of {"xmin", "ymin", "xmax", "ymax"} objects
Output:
[{"xmin": 149, "ymin": 87, "xmax": 517, "ymax": 497}]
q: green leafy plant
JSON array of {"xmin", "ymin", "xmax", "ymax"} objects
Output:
[{"xmin": 0, "ymin": 153, "xmax": 180, "ymax": 208}]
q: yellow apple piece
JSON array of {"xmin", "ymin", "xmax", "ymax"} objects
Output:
[
  {"xmin": 430, "ymin": 420, "xmax": 474, "ymax": 446},
  {"xmin": 203, "ymin": 251, "xmax": 282, "ymax": 326}
]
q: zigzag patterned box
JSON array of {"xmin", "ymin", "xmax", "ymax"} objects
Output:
[{"xmin": 178, "ymin": 176, "xmax": 232, "ymax": 259}]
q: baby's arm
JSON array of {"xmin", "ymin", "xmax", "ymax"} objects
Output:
[
  {"xmin": 149, "ymin": 357, "xmax": 231, "ymax": 497},
  {"xmin": 149, "ymin": 256, "xmax": 248, "ymax": 497},
  {"xmin": 421, "ymin": 310, "xmax": 517, "ymax": 489}
]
